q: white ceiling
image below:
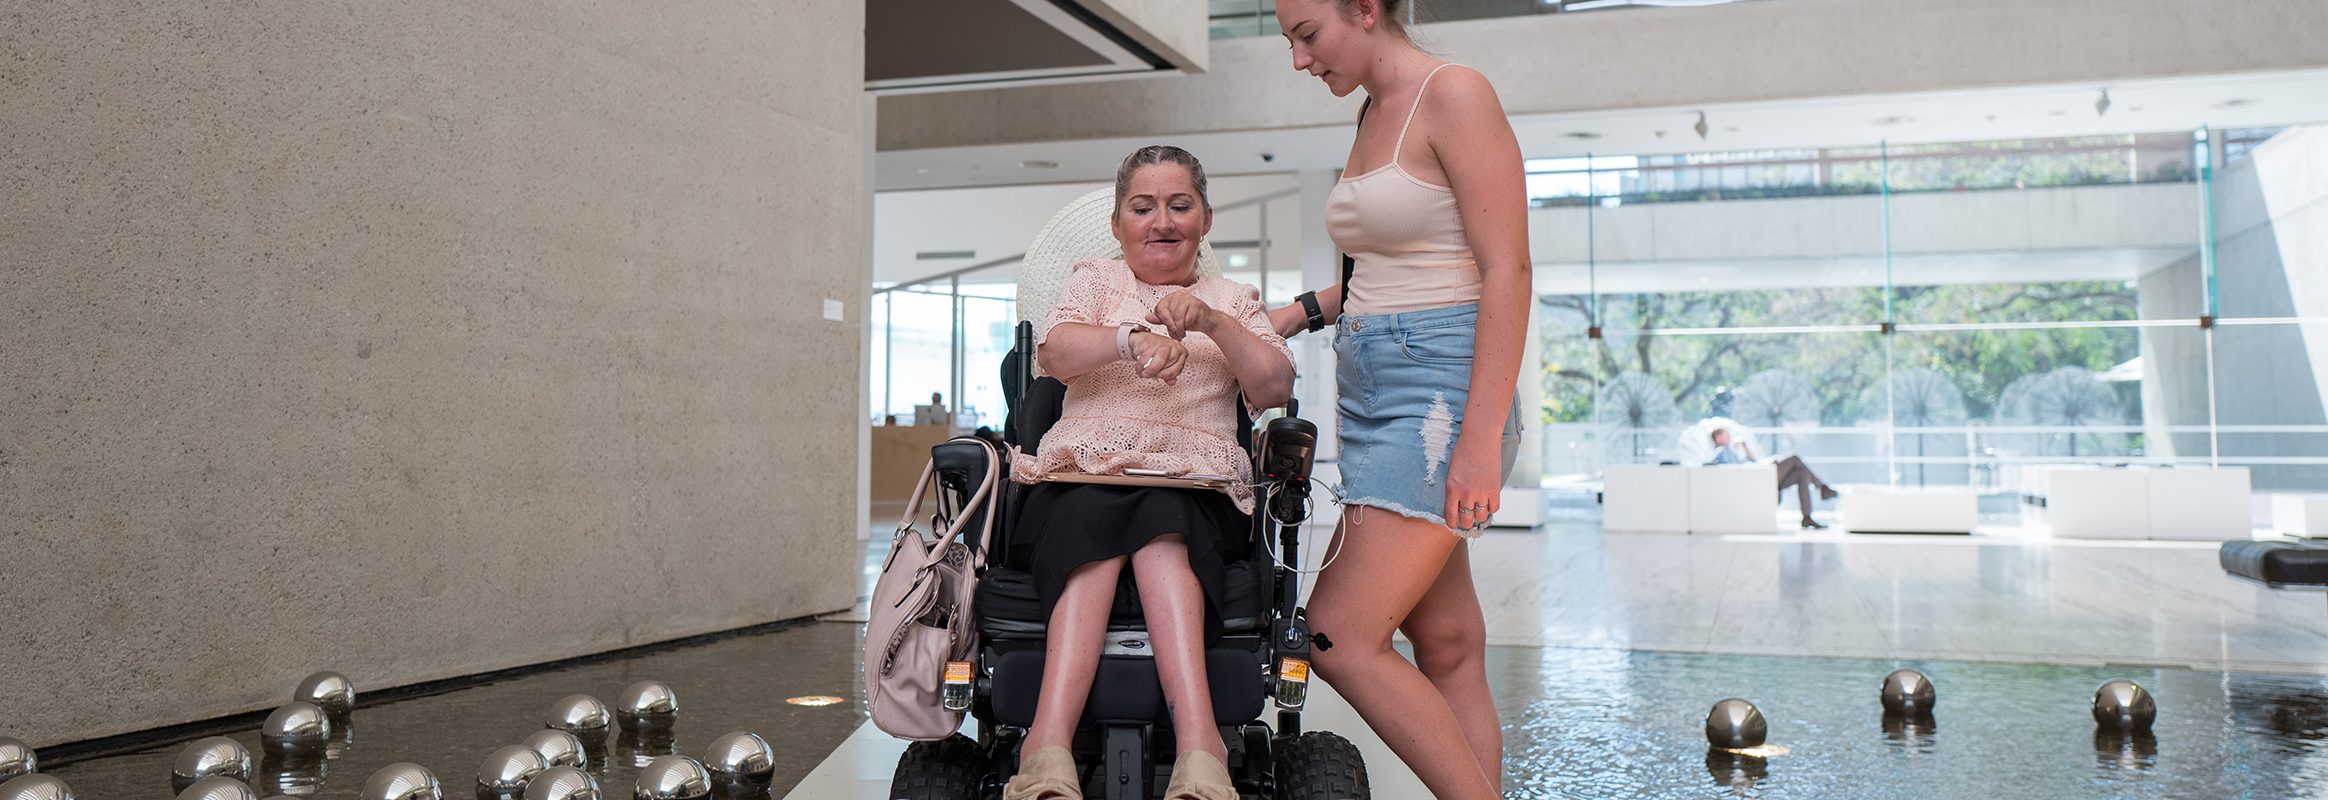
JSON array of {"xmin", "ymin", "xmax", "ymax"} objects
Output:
[{"xmin": 876, "ymin": 68, "xmax": 2328, "ymax": 192}]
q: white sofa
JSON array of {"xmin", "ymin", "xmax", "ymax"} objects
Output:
[
  {"xmin": 1603, "ymin": 463, "xmax": 1778, "ymax": 534},
  {"xmin": 2041, "ymin": 466, "xmax": 2253, "ymax": 540}
]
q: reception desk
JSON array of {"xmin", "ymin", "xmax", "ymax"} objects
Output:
[{"xmin": 871, "ymin": 424, "xmax": 954, "ymax": 504}]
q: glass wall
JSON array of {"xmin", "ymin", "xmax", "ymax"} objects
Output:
[{"xmin": 1540, "ymin": 123, "xmax": 2328, "ymax": 496}]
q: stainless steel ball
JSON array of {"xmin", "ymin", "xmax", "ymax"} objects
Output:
[
  {"xmin": 699, "ymin": 733, "xmax": 773, "ymax": 780},
  {"xmin": 614, "ymin": 683, "xmax": 678, "ymax": 731},
  {"xmin": 477, "ymin": 745, "xmax": 547, "ymax": 797},
  {"xmin": 546, "ymin": 695, "xmax": 612, "ymax": 737},
  {"xmin": 293, "ymin": 672, "xmax": 356, "ymax": 720},
  {"xmin": 0, "ymin": 738, "xmax": 33, "ymax": 781},
  {"xmin": 175, "ymin": 776, "xmax": 257, "ymax": 800},
  {"xmin": 522, "ymin": 730, "xmax": 588, "ymax": 769},
  {"xmin": 630, "ymin": 756, "xmax": 710, "ymax": 800},
  {"xmin": 522, "ymin": 767, "xmax": 598, "ymax": 800},
  {"xmin": 0, "ymin": 774, "xmax": 73, "ymax": 800},
  {"xmin": 1880, "ymin": 669, "xmax": 1936, "ymax": 716},
  {"xmin": 172, "ymin": 737, "xmax": 255, "ymax": 792},
  {"xmin": 2092, "ymin": 680, "xmax": 2157, "ymax": 731},
  {"xmin": 360, "ymin": 763, "xmax": 443, "ymax": 800},
  {"xmin": 260, "ymin": 702, "xmax": 333, "ymax": 753},
  {"xmin": 1704, "ymin": 698, "xmax": 1769, "ymax": 750}
]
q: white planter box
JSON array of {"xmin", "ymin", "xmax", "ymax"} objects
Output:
[
  {"xmin": 2146, "ymin": 468, "xmax": 2252, "ymax": 540},
  {"xmin": 2044, "ymin": 468, "xmax": 2151, "ymax": 539},
  {"xmin": 1687, "ymin": 464, "xmax": 1780, "ymax": 534},
  {"xmin": 2275, "ymin": 494, "xmax": 2328, "ymax": 537}
]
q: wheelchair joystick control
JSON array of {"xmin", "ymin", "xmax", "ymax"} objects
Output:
[
  {"xmin": 1310, "ymin": 633, "xmax": 1333, "ymax": 652},
  {"xmin": 1259, "ymin": 417, "xmax": 1316, "ymax": 484}
]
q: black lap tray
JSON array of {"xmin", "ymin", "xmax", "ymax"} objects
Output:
[{"xmin": 2221, "ymin": 539, "xmax": 2328, "ymax": 588}]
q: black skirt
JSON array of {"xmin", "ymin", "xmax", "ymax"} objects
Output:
[{"xmin": 1013, "ymin": 482, "xmax": 1250, "ymax": 640}]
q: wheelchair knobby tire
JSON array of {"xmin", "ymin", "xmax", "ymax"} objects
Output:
[
  {"xmin": 1273, "ymin": 731, "xmax": 1369, "ymax": 800},
  {"xmin": 891, "ymin": 733, "xmax": 991, "ymax": 800}
]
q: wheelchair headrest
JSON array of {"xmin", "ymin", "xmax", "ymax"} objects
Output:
[{"xmin": 1016, "ymin": 187, "xmax": 1222, "ymax": 325}]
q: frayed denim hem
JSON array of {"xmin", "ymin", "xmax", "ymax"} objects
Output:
[{"xmin": 1340, "ymin": 497, "xmax": 1479, "ymax": 540}]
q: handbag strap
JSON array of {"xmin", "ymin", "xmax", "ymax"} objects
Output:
[{"xmin": 891, "ymin": 438, "xmax": 1001, "ymax": 566}]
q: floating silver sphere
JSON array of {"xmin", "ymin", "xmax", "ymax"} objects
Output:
[
  {"xmin": 1704, "ymin": 698, "xmax": 1769, "ymax": 750},
  {"xmin": 614, "ymin": 683, "xmax": 678, "ymax": 731},
  {"xmin": 631, "ymin": 756, "xmax": 710, "ymax": 800},
  {"xmin": 700, "ymin": 733, "xmax": 774, "ymax": 780},
  {"xmin": 0, "ymin": 774, "xmax": 73, "ymax": 800},
  {"xmin": 522, "ymin": 730, "xmax": 588, "ymax": 769},
  {"xmin": 2092, "ymin": 680, "xmax": 2157, "ymax": 731},
  {"xmin": 172, "ymin": 737, "xmax": 255, "ymax": 792},
  {"xmin": 293, "ymin": 672, "xmax": 356, "ymax": 720},
  {"xmin": 546, "ymin": 696, "xmax": 612, "ymax": 737},
  {"xmin": 260, "ymin": 702, "xmax": 333, "ymax": 753},
  {"xmin": 361, "ymin": 763, "xmax": 443, "ymax": 800},
  {"xmin": 1880, "ymin": 669, "xmax": 1936, "ymax": 716},
  {"xmin": 478, "ymin": 745, "xmax": 547, "ymax": 798},
  {"xmin": 0, "ymin": 738, "xmax": 33, "ymax": 781},
  {"xmin": 522, "ymin": 768, "xmax": 598, "ymax": 800},
  {"xmin": 176, "ymin": 776, "xmax": 258, "ymax": 800}
]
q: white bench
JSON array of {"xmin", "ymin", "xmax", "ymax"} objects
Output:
[
  {"xmin": 2275, "ymin": 494, "xmax": 2328, "ymax": 537},
  {"xmin": 1839, "ymin": 486, "xmax": 1979, "ymax": 534},
  {"xmin": 1603, "ymin": 464, "xmax": 1690, "ymax": 532}
]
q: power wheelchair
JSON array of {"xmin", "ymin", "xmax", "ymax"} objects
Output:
[{"xmin": 885, "ymin": 315, "xmax": 1370, "ymax": 799}]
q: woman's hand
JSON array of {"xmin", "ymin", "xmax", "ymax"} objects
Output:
[
  {"xmin": 1146, "ymin": 291, "xmax": 1220, "ymax": 339},
  {"xmin": 1129, "ymin": 331, "xmax": 1187, "ymax": 383},
  {"xmin": 1443, "ymin": 429, "xmax": 1503, "ymax": 532}
]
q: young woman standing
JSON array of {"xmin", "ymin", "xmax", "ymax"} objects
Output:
[{"xmin": 1265, "ymin": 2, "xmax": 1530, "ymax": 797}]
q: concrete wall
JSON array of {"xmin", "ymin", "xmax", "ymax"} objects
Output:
[
  {"xmin": 0, "ymin": 1, "xmax": 865, "ymax": 745},
  {"xmin": 2200, "ymin": 126, "xmax": 2328, "ymax": 488},
  {"xmin": 1080, "ymin": 0, "xmax": 1209, "ymax": 73},
  {"xmin": 882, "ymin": 0, "xmax": 2328, "ymax": 150}
]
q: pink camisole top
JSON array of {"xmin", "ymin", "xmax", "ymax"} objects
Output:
[{"xmin": 1326, "ymin": 63, "xmax": 1481, "ymax": 317}]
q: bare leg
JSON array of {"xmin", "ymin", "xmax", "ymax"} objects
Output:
[
  {"xmin": 1398, "ymin": 540, "xmax": 1503, "ymax": 792},
  {"xmin": 1128, "ymin": 535, "xmax": 1229, "ymax": 760},
  {"xmin": 1308, "ymin": 510, "xmax": 1501, "ymax": 800},
  {"xmin": 1023, "ymin": 555, "xmax": 1128, "ymax": 752}
]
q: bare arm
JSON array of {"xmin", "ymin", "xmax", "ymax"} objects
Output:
[
  {"xmin": 1265, "ymin": 283, "xmax": 1345, "ymax": 339},
  {"xmin": 1037, "ymin": 323, "xmax": 1184, "ymax": 382},
  {"xmin": 1432, "ymin": 67, "xmax": 1531, "ymax": 526},
  {"xmin": 1150, "ymin": 291, "xmax": 1295, "ymax": 408}
]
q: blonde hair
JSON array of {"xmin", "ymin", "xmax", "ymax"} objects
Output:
[{"xmin": 1111, "ymin": 145, "xmax": 1210, "ymax": 214}]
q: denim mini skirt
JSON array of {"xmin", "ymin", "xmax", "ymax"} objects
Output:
[{"xmin": 1333, "ymin": 302, "xmax": 1522, "ymax": 534}]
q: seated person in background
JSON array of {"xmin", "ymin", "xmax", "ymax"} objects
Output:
[
  {"xmin": 1005, "ymin": 144, "xmax": 1294, "ymax": 800},
  {"xmin": 1709, "ymin": 427, "xmax": 1838, "ymax": 529}
]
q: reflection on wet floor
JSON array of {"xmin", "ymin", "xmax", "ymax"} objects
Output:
[
  {"xmin": 39, "ymin": 612, "xmax": 2328, "ymax": 798},
  {"xmin": 44, "ymin": 622, "xmax": 866, "ymax": 800}
]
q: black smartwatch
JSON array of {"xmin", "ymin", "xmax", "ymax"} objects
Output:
[{"xmin": 1296, "ymin": 291, "xmax": 1326, "ymax": 333}]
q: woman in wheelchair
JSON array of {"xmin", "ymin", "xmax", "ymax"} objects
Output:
[{"xmin": 1005, "ymin": 145, "xmax": 1294, "ymax": 800}]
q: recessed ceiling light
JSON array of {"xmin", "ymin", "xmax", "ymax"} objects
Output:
[
  {"xmin": 1564, "ymin": 131, "xmax": 1602, "ymax": 140},
  {"xmin": 2047, "ymin": 109, "xmax": 2069, "ymax": 117},
  {"xmin": 914, "ymin": 168, "xmax": 931, "ymax": 174},
  {"xmin": 1871, "ymin": 116, "xmax": 1914, "ymax": 127},
  {"xmin": 2212, "ymin": 98, "xmax": 2260, "ymax": 109},
  {"xmin": 1020, "ymin": 159, "xmax": 1059, "ymax": 169}
]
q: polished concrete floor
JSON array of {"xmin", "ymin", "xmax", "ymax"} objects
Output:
[{"xmin": 40, "ymin": 494, "xmax": 2328, "ymax": 798}]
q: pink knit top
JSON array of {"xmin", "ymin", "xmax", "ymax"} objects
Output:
[{"xmin": 1015, "ymin": 259, "xmax": 1293, "ymax": 513}]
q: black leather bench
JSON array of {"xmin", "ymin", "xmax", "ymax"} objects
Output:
[{"xmin": 2221, "ymin": 539, "xmax": 2328, "ymax": 589}]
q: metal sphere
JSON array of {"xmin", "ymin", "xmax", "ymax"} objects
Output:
[
  {"xmin": 522, "ymin": 767, "xmax": 599, "ymax": 800},
  {"xmin": 172, "ymin": 737, "xmax": 255, "ymax": 792},
  {"xmin": 700, "ymin": 733, "xmax": 774, "ymax": 779},
  {"xmin": 0, "ymin": 738, "xmax": 34, "ymax": 781},
  {"xmin": 614, "ymin": 683, "xmax": 679, "ymax": 731},
  {"xmin": 360, "ymin": 763, "xmax": 443, "ymax": 800},
  {"xmin": 522, "ymin": 730, "xmax": 588, "ymax": 769},
  {"xmin": 546, "ymin": 695, "xmax": 612, "ymax": 737},
  {"xmin": 2092, "ymin": 680, "xmax": 2157, "ymax": 731},
  {"xmin": 293, "ymin": 672, "xmax": 356, "ymax": 719},
  {"xmin": 478, "ymin": 745, "xmax": 547, "ymax": 796},
  {"xmin": 630, "ymin": 756, "xmax": 710, "ymax": 800},
  {"xmin": 176, "ymin": 776, "xmax": 258, "ymax": 800},
  {"xmin": 1880, "ymin": 669, "xmax": 1936, "ymax": 716},
  {"xmin": 260, "ymin": 702, "xmax": 333, "ymax": 753},
  {"xmin": 1704, "ymin": 698, "xmax": 1769, "ymax": 750},
  {"xmin": 0, "ymin": 774, "xmax": 74, "ymax": 800}
]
